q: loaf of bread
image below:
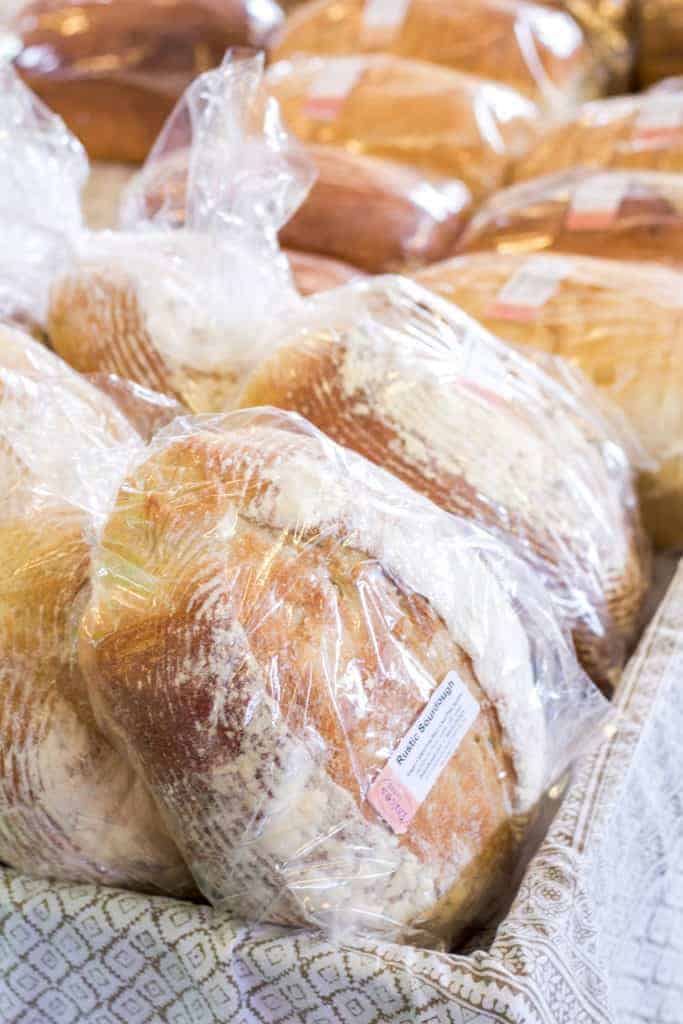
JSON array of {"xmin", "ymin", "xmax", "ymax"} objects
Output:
[
  {"xmin": 240, "ymin": 277, "xmax": 648, "ymax": 690},
  {"xmin": 50, "ymin": 56, "xmax": 310, "ymax": 412},
  {"xmin": 458, "ymin": 169, "xmax": 683, "ymax": 265},
  {"xmin": 80, "ymin": 407, "xmax": 603, "ymax": 943},
  {"xmin": 266, "ymin": 55, "xmax": 540, "ymax": 196},
  {"xmin": 0, "ymin": 326, "xmax": 191, "ymax": 892},
  {"xmin": 414, "ymin": 253, "xmax": 683, "ymax": 548},
  {"xmin": 638, "ymin": 0, "xmax": 683, "ymax": 86},
  {"xmin": 49, "ymin": 231, "xmax": 299, "ymax": 413},
  {"xmin": 286, "ymin": 250, "xmax": 365, "ymax": 294},
  {"xmin": 270, "ymin": 0, "xmax": 602, "ymax": 111},
  {"xmin": 282, "ymin": 145, "xmax": 470, "ymax": 271},
  {"xmin": 10, "ymin": 0, "xmax": 284, "ymax": 162},
  {"xmin": 132, "ymin": 141, "xmax": 471, "ymax": 273},
  {"xmin": 513, "ymin": 92, "xmax": 683, "ymax": 181}
]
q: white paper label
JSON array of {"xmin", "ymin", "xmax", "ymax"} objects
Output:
[
  {"xmin": 303, "ymin": 58, "xmax": 365, "ymax": 121},
  {"xmin": 489, "ymin": 255, "xmax": 574, "ymax": 322},
  {"xmin": 367, "ymin": 672, "xmax": 480, "ymax": 834},
  {"xmin": 363, "ymin": 0, "xmax": 411, "ymax": 31},
  {"xmin": 634, "ymin": 97, "xmax": 683, "ymax": 145},
  {"xmin": 566, "ymin": 174, "xmax": 630, "ymax": 230}
]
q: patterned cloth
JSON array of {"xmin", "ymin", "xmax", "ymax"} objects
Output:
[{"xmin": 0, "ymin": 561, "xmax": 681, "ymax": 1023}]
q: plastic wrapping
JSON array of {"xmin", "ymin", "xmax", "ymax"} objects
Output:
[
  {"xmin": 458, "ymin": 168, "xmax": 683, "ymax": 265},
  {"xmin": 0, "ymin": 324, "xmax": 192, "ymax": 894},
  {"xmin": 286, "ymin": 249, "xmax": 365, "ymax": 295},
  {"xmin": 7, "ymin": 0, "xmax": 284, "ymax": 162},
  {"xmin": 130, "ymin": 136, "xmax": 472, "ymax": 273},
  {"xmin": 240, "ymin": 275, "xmax": 649, "ymax": 691},
  {"xmin": 513, "ymin": 91, "xmax": 683, "ymax": 181},
  {"xmin": 49, "ymin": 53, "xmax": 313, "ymax": 413},
  {"xmin": 80, "ymin": 404, "xmax": 607, "ymax": 946},
  {"xmin": 638, "ymin": 0, "xmax": 683, "ymax": 86},
  {"xmin": 414, "ymin": 253, "xmax": 683, "ymax": 549},
  {"xmin": 265, "ymin": 54, "xmax": 540, "ymax": 198},
  {"xmin": 0, "ymin": 63, "xmax": 86, "ymax": 333},
  {"xmin": 542, "ymin": 0, "xmax": 634, "ymax": 90},
  {"xmin": 270, "ymin": 0, "xmax": 603, "ymax": 112}
]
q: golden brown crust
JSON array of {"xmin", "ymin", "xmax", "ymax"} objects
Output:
[
  {"xmin": 415, "ymin": 253, "xmax": 683, "ymax": 549},
  {"xmin": 82, "ymin": 426, "xmax": 520, "ymax": 941},
  {"xmin": 280, "ymin": 144, "xmax": 470, "ymax": 271},
  {"xmin": 458, "ymin": 171, "xmax": 683, "ymax": 265},
  {"xmin": 266, "ymin": 55, "xmax": 539, "ymax": 194},
  {"xmin": 49, "ymin": 261, "xmax": 240, "ymax": 413},
  {"xmin": 0, "ymin": 336, "xmax": 192, "ymax": 891},
  {"xmin": 513, "ymin": 95, "xmax": 683, "ymax": 181},
  {"xmin": 638, "ymin": 0, "xmax": 683, "ymax": 86},
  {"xmin": 270, "ymin": 0, "xmax": 599, "ymax": 107},
  {"xmin": 240, "ymin": 286, "xmax": 649, "ymax": 689},
  {"xmin": 12, "ymin": 0, "xmax": 283, "ymax": 162}
]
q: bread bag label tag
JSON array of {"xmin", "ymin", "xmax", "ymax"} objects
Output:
[
  {"xmin": 304, "ymin": 58, "xmax": 365, "ymax": 121},
  {"xmin": 368, "ymin": 672, "xmax": 480, "ymax": 835},
  {"xmin": 566, "ymin": 174, "xmax": 630, "ymax": 230},
  {"xmin": 363, "ymin": 0, "xmax": 411, "ymax": 36},
  {"xmin": 489, "ymin": 255, "xmax": 574, "ymax": 322},
  {"xmin": 633, "ymin": 96, "xmax": 683, "ymax": 146}
]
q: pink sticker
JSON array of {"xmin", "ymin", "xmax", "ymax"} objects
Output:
[
  {"xmin": 303, "ymin": 59, "xmax": 364, "ymax": 122},
  {"xmin": 565, "ymin": 174, "xmax": 630, "ymax": 231}
]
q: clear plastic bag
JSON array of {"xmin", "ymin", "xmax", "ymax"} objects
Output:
[
  {"xmin": 542, "ymin": 0, "xmax": 634, "ymax": 90},
  {"xmin": 414, "ymin": 252, "xmax": 683, "ymax": 549},
  {"xmin": 458, "ymin": 168, "xmax": 683, "ymax": 266},
  {"xmin": 49, "ymin": 53, "xmax": 313, "ymax": 413},
  {"xmin": 7, "ymin": 0, "xmax": 284, "ymax": 162},
  {"xmin": 638, "ymin": 0, "xmax": 683, "ymax": 87},
  {"xmin": 265, "ymin": 54, "xmax": 541, "ymax": 198},
  {"xmin": 80, "ymin": 405, "xmax": 608, "ymax": 946},
  {"xmin": 0, "ymin": 63, "xmax": 86, "ymax": 333},
  {"xmin": 0, "ymin": 324, "xmax": 193, "ymax": 893},
  {"xmin": 240, "ymin": 275, "xmax": 650, "ymax": 691},
  {"xmin": 269, "ymin": 0, "xmax": 605, "ymax": 112},
  {"xmin": 513, "ymin": 91, "xmax": 683, "ymax": 181}
]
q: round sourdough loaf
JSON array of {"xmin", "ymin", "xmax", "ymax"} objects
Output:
[
  {"xmin": 81, "ymin": 409, "xmax": 598, "ymax": 943},
  {"xmin": 0, "ymin": 326, "xmax": 191, "ymax": 892},
  {"xmin": 241, "ymin": 277, "xmax": 649, "ymax": 691}
]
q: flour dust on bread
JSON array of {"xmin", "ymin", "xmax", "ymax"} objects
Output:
[
  {"xmin": 81, "ymin": 408, "xmax": 604, "ymax": 944},
  {"xmin": 241, "ymin": 276, "xmax": 650, "ymax": 691},
  {"xmin": 48, "ymin": 54, "xmax": 314, "ymax": 413},
  {"xmin": 0, "ymin": 326, "xmax": 191, "ymax": 893}
]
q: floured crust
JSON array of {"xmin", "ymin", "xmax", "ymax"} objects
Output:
[
  {"xmin": 270, "ymin": 0, "xmax": 600, "ymax": 109},
  {"xmin": 0, "ymin": 328, "xmax": 192, "ymax": 892},
  {"xmin": 458, "ymin": 170, "xmax": 683, "ymax": 265},
  {"xmin": 82, "ymin": 419, "xmax": 549, "ymax": 942},
  {"xmin": 241, "ymin": 278, "xmax": 648, "ymax": 689},
  {"xmin": 266, "ymin": 55, "xmax": 539, "ymax": 196},
  {"xmin": 415, "ymin": 253, "xmax": 683, "ymax": 549},
  {"xmin": 48, "ymin": 233, "xmax": 279, "ymax": 413}
]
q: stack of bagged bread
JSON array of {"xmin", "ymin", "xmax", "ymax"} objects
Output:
[
  {"xmin": 0, "ymin": 59, "xmax": 637, "ymax": 953},
  {"xmin": 12, "ymin": 0, "xmax": 683, "ymax": 953}
]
